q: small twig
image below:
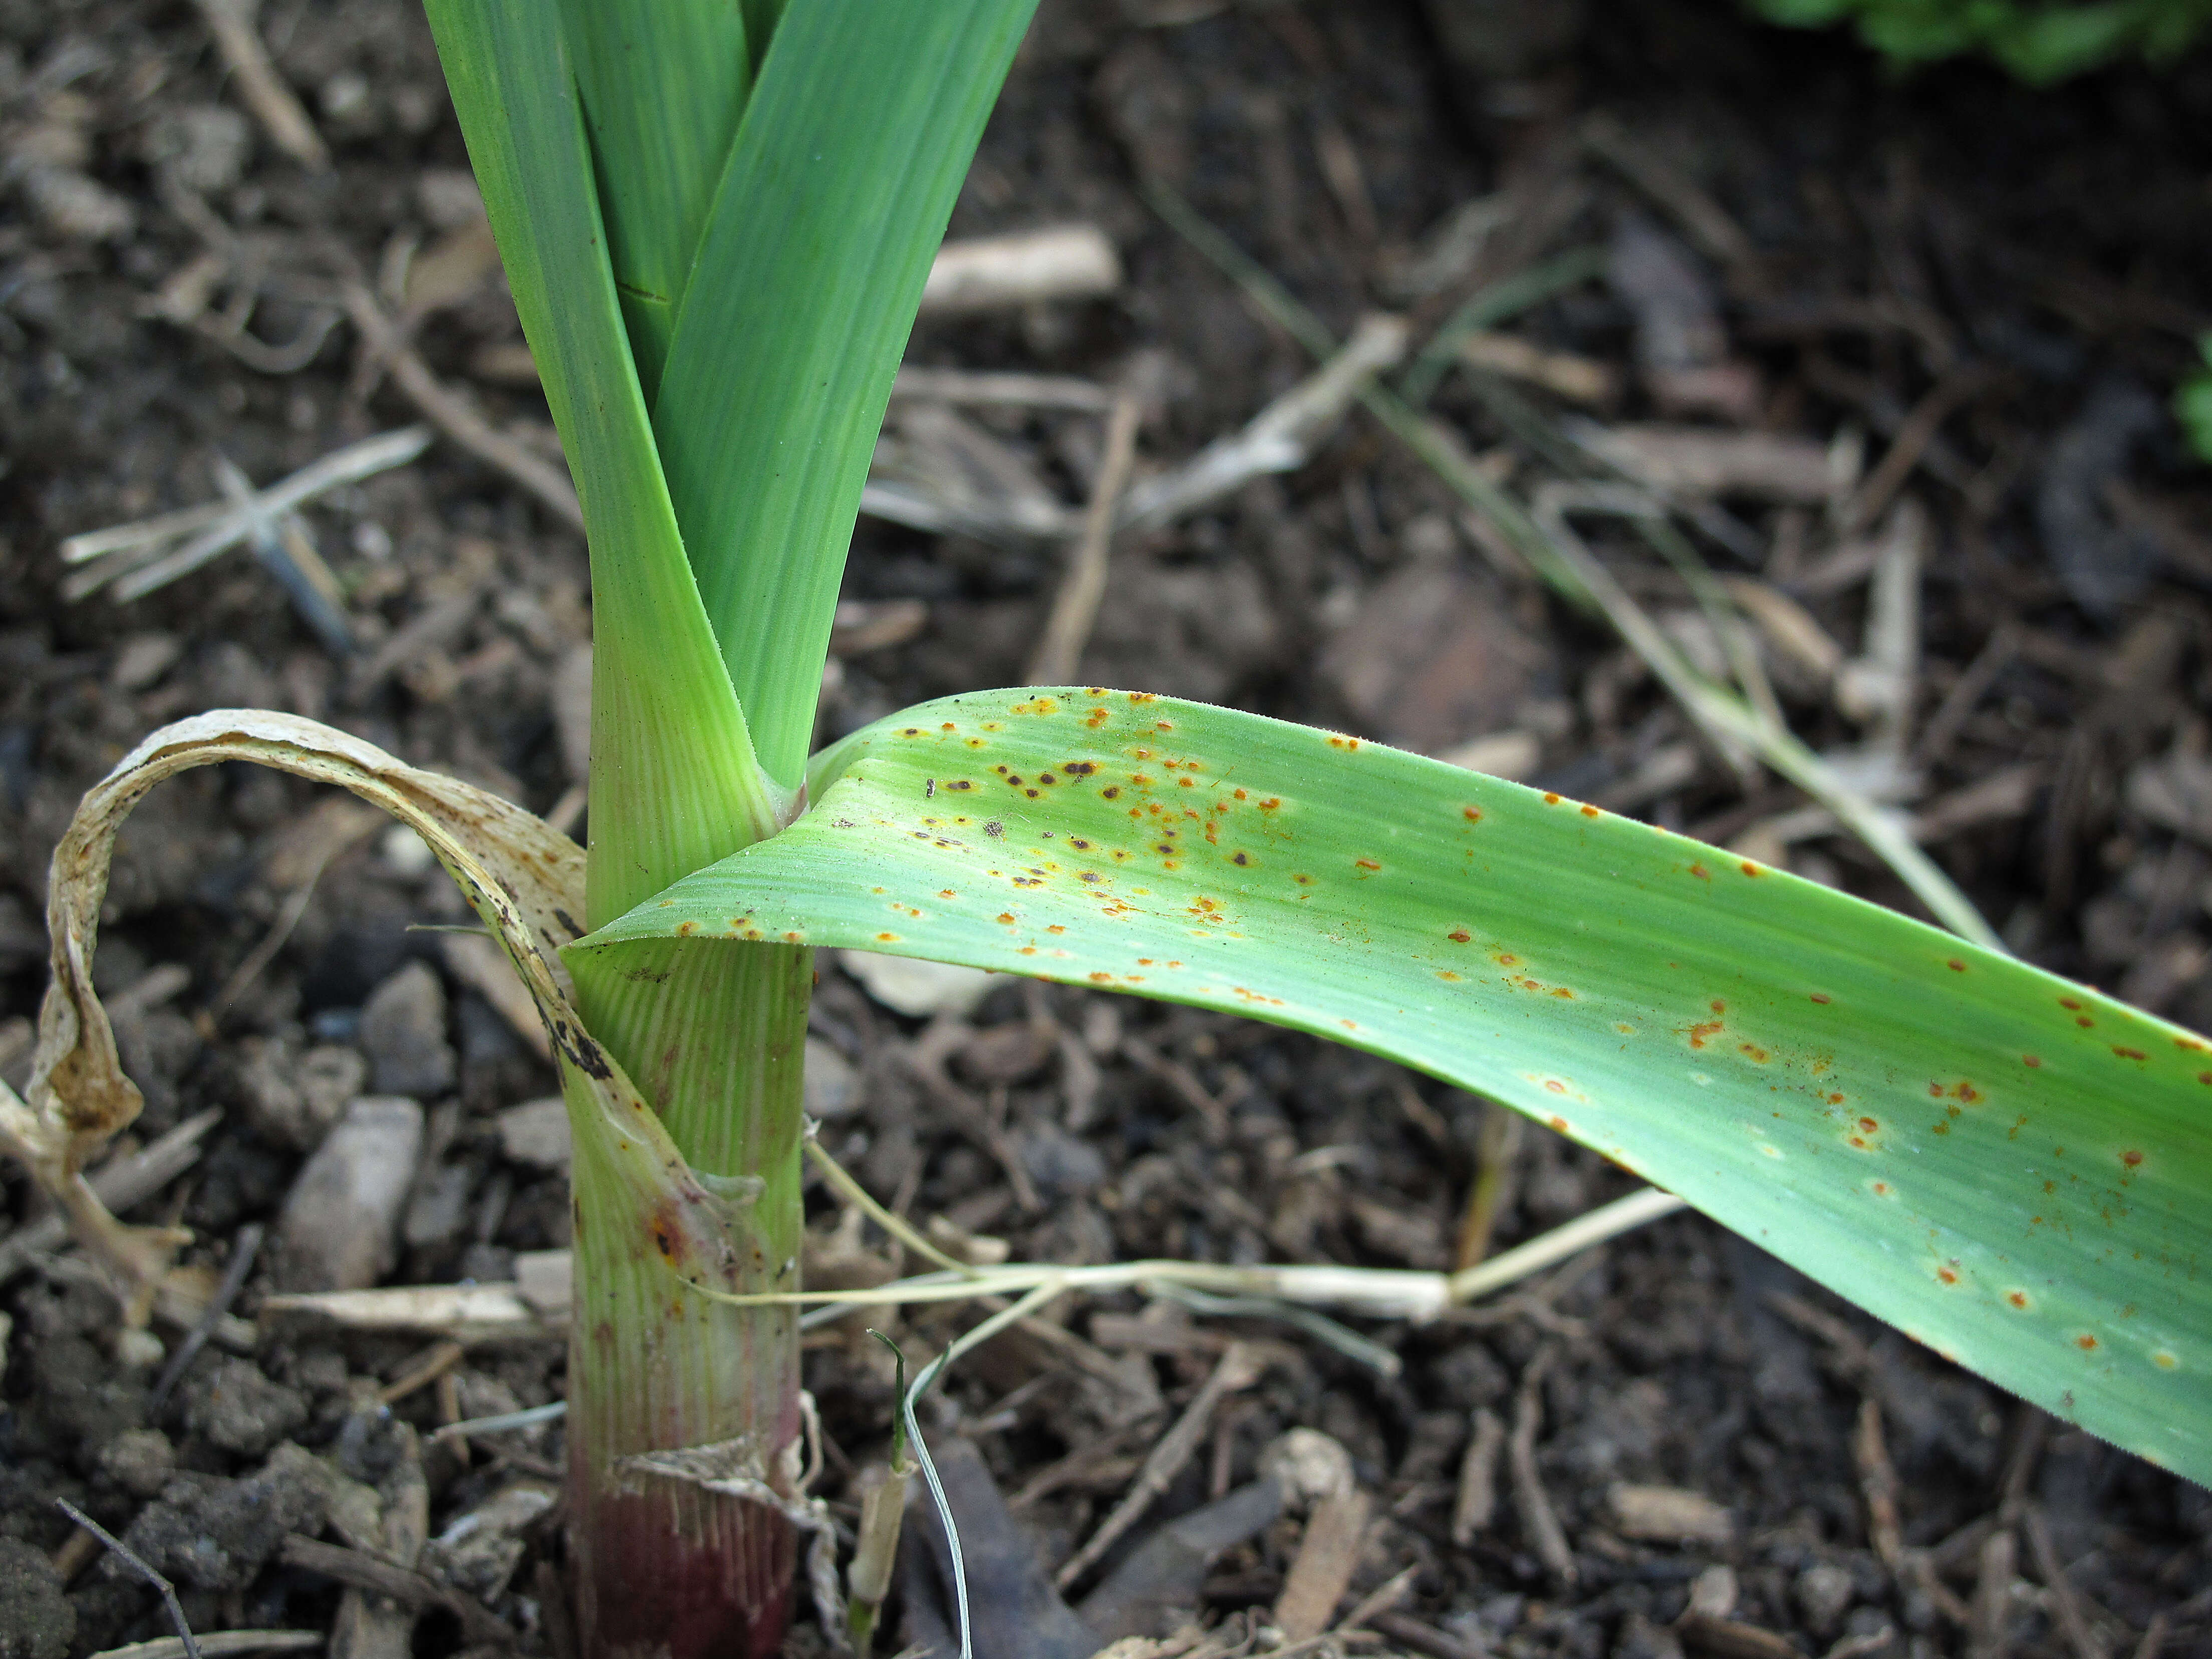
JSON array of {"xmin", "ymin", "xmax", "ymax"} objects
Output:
[
  {"xmin": 377, "ymin": 1339, "xmax": 467, "ymax": 1407},
  {"xmin": 1837, "ymin": 366, "xmax": 1996, "ymax": 536},
  {"xmin": 896, "ymin": 1047, "xmax": 1042, "ymax": 1213},
  {"xmin": 892, "ymin": 365, "xmax": 1112, "ymax": 412},
  {"xmin": 1507, "ymin": 1348, "xmax": 1576, "ymax": 1587},
  {"xmin": 193, "ymin": 0, "xmax": 329, "ymax": 171},
  {"xmin": 1370, "ymin": 1611, "xmax": 1487, "ymax": 1659},
  {"xmin": 2023, "ymin": 1506, "xmax": 2107, "ymax": 1659},
  {"xmin": 1027, "ymin": 390, "xmax": 1143, "ymax": 687},
  {"xmin": 58, "ymin": 500, "xmax": 228, "ymax": 565},
  {"xmin": 1852, "ymin": 1398, "xmax": 1906, "ymax": 1569},
  {"xmin": 55, "ymin": 1499, "xmax": 203, "ymax": 1659},
  {"xmin": 1054, "ymin": 1339, "xmax": 1265, "ymax": 1590},
  {"xmin": 149, "ymin": 1222, "xmax": 263, "ymax": 1414},
  {"xmin": 341, "ymin": 284, "xmax": 585, "ymax": 533},
  {"xmin": 212, "ymin": 453, "xmax": 354, "ymax": 654},
  {"xmin": 67, "ymin": 427, "xmax": 431, "ymax": 603},
  {"xmin": 1451, "ymin": 1406, "xmax": 1506, "ymax": 1547},
  {"xmin": 1400, "ymin": 243, "xmax": 1609, "ymax": 406},
  {"xmin": 1581, "ymin": 113, "xmax": 1754, "ymax": 271},
  {"xmin": 1120, "ymin": 1032, "xmax": 1232, "ymax": 1143},
  {"xmin": 1336, "ymin": 1564, "xmax": 1421, "ymax": 1636},
  {"xmin": 278, "ymin": 1535, "xmax": 512, "ymax": 1647},
  {"xmin": 1966, "ymin": 1527, "xmax": 2019, "ymax": 1659},
  {"xmin": 1116, "ymin": 314, "xmax": 1408, "ymax": 533},
  {"xmin": 207, "ymin": 863, "xmax": 331, "ymax": 1026}
]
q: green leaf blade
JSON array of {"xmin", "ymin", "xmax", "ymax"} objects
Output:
[
  {"xmin": 578, "ymin": 687, "xmax": 2212, "ymax": 1484},
  {"xmin": 558, "ymin": 0, "xmax": 751, "ymax": 402},
  {"xmin": 652, "ymin": 1, "xmax": 1040, "ymax": 789},
  {"xmin": 423, "ymin": 0, "xmax": 784, "ymax": 925}
]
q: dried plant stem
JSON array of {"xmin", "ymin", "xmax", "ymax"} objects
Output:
[
  {"xmin": 708, "ymin": 1185, "xmax": 1689, "ymax": 1321},
  {"xmin": 1028, "ymin": 391, "xmax": 1143, "ymax": 686},
  {"xmin": 193, "ymin": 0, "xmax": 329, "ymax": 171}
]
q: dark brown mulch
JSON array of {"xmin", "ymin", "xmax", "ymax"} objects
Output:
[{"xmin": 1, "ymin": 1, "xmax": 2207, "ymax": 1656}]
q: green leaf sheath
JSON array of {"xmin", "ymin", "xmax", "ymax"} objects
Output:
[
  {"xmin": 652, "ymin": 0, "xmax": 1039, "ymax": 791},
  {"xmin": 579, "ymin": 688, "xmax": 2212, "ymax": 1485},
  {"xmin": 558, "ymin": 0, "xmax": 751, "ymax": 403},
  {"xmin": 423, "ymin": 0, "xmax": 783, "ymax": 926}
]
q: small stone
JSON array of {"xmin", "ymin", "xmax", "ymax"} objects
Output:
[
  {"xmin": 184, "ymin": 1356, "xmax": 309, "ymax": 1458},
  {"xmin": 1688, "ymin": 1564, "xmax": 1739, "ymax": 1621},
  {"xmin": 1019, "ymin": 1121, "xmax": 1105, "ymax": 1198},
  {"xmin": 379, "ymin": 823, "xmax": 437, "ymax": 877},
  {"xmin": 420, "ymin": 1480, "xmax": 559, "ymax": 1601},
  {"xmin": 142, "ymin": 104, "xmax": 251, "ymax": 194},
  {"xmin": 0, "ymin": 1538, "xmax": 74, "ymax": 1659},
  {"xmin": 110, "ymin": 633, "xmax": 182, "ymax": 692},
  {"xmin": 113, "ymin": 1327, "xmax": 166, "ymax": 1371},
  {"xmin": 1259, "ymin": 1429, "xmax": 1353, "ymax": 1511},
  {"xmin": 1607, "ymin": 1483, "xmax": 1735, "ymax": 1545},
  {"xmin": 1795, "ymin": 1563, "xmax": 1855, "ymax": 1635},
  {"xmin": 359, "ymin": 961, "xmax": 456, "ymax": 1098},
  {"xmin": 403, "ymin": 1160, "xmax": 475, "ymax": 1249},
  {"xmin": 514, "ymin": 1250, "xmax": 572, "ymax": 1319},
  {"xmin": 956, "ymin": 1022, "xmax": 1054, "ymax": 1085},
  {"xmin": 803, "ymin": 1037, "xmax": 861, "ymax": 1120},
  {"xmin": 417, "ymin": 168, "xmax": 486, "ymax": 229},
  {"xmin": 238, "ymin": 1035, "xmax": 367, "ymax": 1151},
  {"xmin": 1616, "ymin": 1611, "xmax": 1686, "ymax": 1659},
  {"xmin": 495, "ymin": 1097, "xmax": 572, "ymax": 1169},
  {"xmin": 99, "ymin": 1428, "xmax": 177, "ymax": 1499},
  {"xmin": 19, "ymin": 164, "xmax": 135, "ymax": 242},
  {"xmin": 118, "ymin": 1442, "xmax": 329, "ymax": 1591},
  {"xmin": 275, "ymin": 1095, "xmax": 425, "ymax": 1290},
  {"xmin": 838, "ymin": 950, "xmax": 992, "ymax": 1017}
]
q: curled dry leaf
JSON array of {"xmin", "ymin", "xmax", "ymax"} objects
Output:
[{"xmin": 1, "ymin": 708, "xmax": 752, "ymax": 1316}]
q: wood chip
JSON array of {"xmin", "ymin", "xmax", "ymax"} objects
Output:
[
  {"xmin": 1451, "ymin": 1406, "xmax": 1506, "ymax": 1546},
  {"xmin": 1680, "ymin": 1614, "xmax": 1803, "ymax": 1659},
  {"xmin": 280, "ymin": 1534, "xmax": 510, "ymax": 1648},
  {"xmin": 1608, "ymin": 1483, "xmax": 1735, "ymax": 1545},
  {"xmin": 1585, "ymin": 425, "xmax": 1833, "ymax": 503},
  {"xmin": 919, "ymin": 224, "xmax": 1122, "ymax": 315},
  {"xmin": 1272, "ymin": 1486, "xmax": 1372, "ymax": 1643}
]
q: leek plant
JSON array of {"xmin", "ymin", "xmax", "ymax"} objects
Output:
[{"xmin": 4, "ymin": 5, "xmax": 2205, "ymax": 1658}]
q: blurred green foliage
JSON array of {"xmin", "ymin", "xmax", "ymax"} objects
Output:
[
  {"xmin": 1749, "ymin": 0, "xmax": 2211, "ymax": 81},
  {"xmin": 2179, "ymin": 337, "xmax": 2212, "ymax": 464}
]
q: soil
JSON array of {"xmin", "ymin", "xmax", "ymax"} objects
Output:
[{"xmin": 1, "ymin": 1, "xmax": 2208, "ymax": 1656}]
